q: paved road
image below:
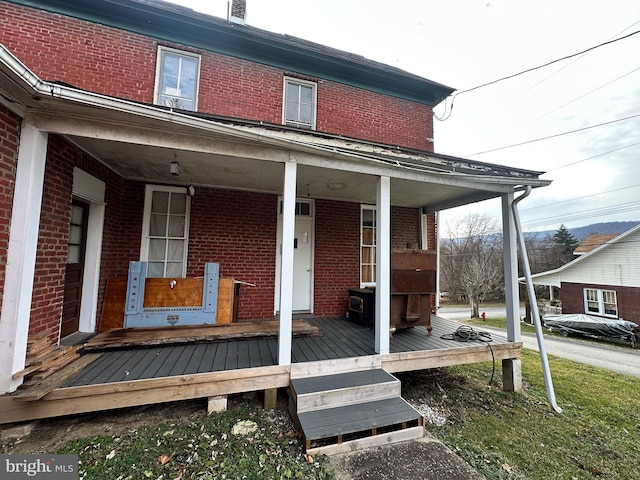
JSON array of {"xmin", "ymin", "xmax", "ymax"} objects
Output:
[{"xmin": 437, "ymin": 306, "xmax": 640, "ymax": 379}]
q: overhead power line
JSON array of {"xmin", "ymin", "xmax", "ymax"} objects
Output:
[
  {"xmin": 457, "ymin": 30, "xmax": 640, "ymax": 97},
  {"xmin": 435, "ymin": 29, "xmax": 640, "ymax": 121},
  {"xmin": 465, "ymin": 113, "xmax": 640, "ymax": 157}
]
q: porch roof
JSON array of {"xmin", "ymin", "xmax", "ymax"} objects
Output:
[{"xmin": 0, "ymin": 44, "xmax": 551, "ymax": 210}]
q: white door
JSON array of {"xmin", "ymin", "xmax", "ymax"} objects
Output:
[{"xmin": 275, "ymin": 200, "xmax": 314, "ymax": 313}]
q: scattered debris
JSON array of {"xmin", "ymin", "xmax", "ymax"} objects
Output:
[{"xmin": 232, "ymin": 420, "xmax": 258, "ymax": 436}]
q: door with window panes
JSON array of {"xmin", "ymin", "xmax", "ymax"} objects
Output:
[
  {"xmin": 62, "ymin": 200, "xmax": 89, "ymax": 338},
  {"xmin": 142, "ymin": 186, "xmax": 190, "ymax": 278}
]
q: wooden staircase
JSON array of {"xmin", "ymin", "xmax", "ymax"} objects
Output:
[{"xmin": 289, "ymin": 368, "xmax": 424, "ymax": 455}]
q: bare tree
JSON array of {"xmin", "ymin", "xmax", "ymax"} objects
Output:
[{"xmin": 440, "ymin": 213, "xmax": 503, "ymax": 318}]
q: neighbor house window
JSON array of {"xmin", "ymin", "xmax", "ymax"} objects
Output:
[
  {"xmin": 283, "ymin": 77, "xmax": 316, "ymax": 129},
  {"xmin": 361, "ymin": 206, "xmax": 376, "ymax": 286},
  {"xmin": 155, "ymin": 47, "xmax": 200, "ymax": 111},
  {"xmin": 584, "ymin": 288, "xmax": 617, "ymax": 317},
  {"xmin": 140, "ymin": 185, "xmax": 190, "ymax": 278}
]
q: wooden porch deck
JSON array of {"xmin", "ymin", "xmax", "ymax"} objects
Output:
[{"xmin": 0, "ymin": 315, "xmax": 521, "ymax": 425}]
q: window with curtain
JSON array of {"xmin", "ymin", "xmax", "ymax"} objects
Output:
[
  {"xmin": 155, "ymin": 47, "xmax": 200, "ymax": 111},
  {"xmin": 141, "ymin": 186, "xmax": 190, "ymax": 278},
  {"xmin": 361, "ymin": 206, "xmax": 376, "ymax": 286},
  {"xmin": 584, "ymin": 288, "xmax": 618, "ymax": 317}
]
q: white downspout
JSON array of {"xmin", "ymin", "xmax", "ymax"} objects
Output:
[{"xmin": 512, "ymin": 186, "xmax": 562, "ymax": 413}]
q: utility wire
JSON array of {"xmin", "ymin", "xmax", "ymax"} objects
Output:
[
  {"xmin": 435, "ymin": 29, "xmax": 640, "ymax": 121},
  {"xmin": 537, "ymin": 65, "xmax": 640, "ymax": 119},
  {"xmin": 457, "ymin": 30, "xmax": 640, "ymax": 97},
  {"xmin": 466, "ymin": 113, "xmax": 640, "ymax": 156},
  {"xmin": 542, "ymin": 140, "xmax": 640, "ymax": 173},
  {"xmin": 518, "ymin": 183, "xmax": 640, "ymax": 212}
]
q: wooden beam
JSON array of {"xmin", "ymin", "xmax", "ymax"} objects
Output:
[
  {"xmin": 84, "ymin": 320, "xmax": 320, "ymax": 350},
  {"xmin": 0, "ymin": 366, "xmax": 290, "ymax": 424},
  {"xmin": 382, "ymin": 343, "xmax": 522, "ymax": 373},
  {"xmin": 11, "ymin": 354, "xmax": 102, "ymax": 401}
]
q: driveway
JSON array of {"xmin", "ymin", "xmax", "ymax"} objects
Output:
[{"xmin": 437, "ymin": 306, "xmax": 640, "ymax": 379}]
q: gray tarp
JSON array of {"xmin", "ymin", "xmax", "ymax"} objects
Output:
[{"xmin": 542, "ymin": 313, "xmax": 638, "ymax": 338}]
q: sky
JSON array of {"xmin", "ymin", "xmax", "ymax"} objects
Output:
[{"xmin": 168, "ymin": 0, "xmax": 640, "ymax": 233}]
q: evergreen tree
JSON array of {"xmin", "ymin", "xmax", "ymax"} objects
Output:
[{"xmin": 551, "ymin": 224, "xmax": 579, "ymax": 266}]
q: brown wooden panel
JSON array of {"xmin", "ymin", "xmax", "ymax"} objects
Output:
[
  {"xmin": 391, "ymin": 270, "xmax": 436, "ymax": 294},
  {"xmin": 143, "ymin": 278, "xmax": 203, "ymax": 307},
  {"xmin": 98, "ymin": 277, "xmax": 127, "ymax": 333},
  {"xmin": 391, "ymin": 250, "xmax": 437, "ymax": 270},
  {"xmin": 216, "ymin": 278, "xmax": 235, "ymax": 324}
]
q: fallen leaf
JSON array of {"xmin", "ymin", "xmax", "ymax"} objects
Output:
[
  {"xmin": 502, "ymin": 463, "xmax": 515, "ymax": 474},
  {"xmin": 158, "ymin": 454, "xmax": 171, "ymax": 465},
  {"xmin": 304, "ymin": 453, "xmax": 314, "ymax": 464}
]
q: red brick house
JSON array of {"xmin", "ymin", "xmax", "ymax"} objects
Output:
[
  {"xmin": 0, "ymin": 0, "xmax": 549, "ymax": 397},
  {"xmin": 531, "ymin": 224, "xmax": 640, "ymax": 326}
]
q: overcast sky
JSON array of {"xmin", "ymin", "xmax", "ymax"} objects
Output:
[{"xmin": 169, "ymin": 0, "xmax": 640, "ymax": 232}]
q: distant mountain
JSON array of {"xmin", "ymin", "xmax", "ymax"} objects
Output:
[{"xmin": 533, "ymin": 221, "xmax": 640, "ymax": 242}]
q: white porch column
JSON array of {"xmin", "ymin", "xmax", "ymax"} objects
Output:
[
  {"xmin": 375, "ymin": 176, "xmax": 391, "ymax": 354},
  {"xmin": 0, "ymin": 121, "xmax": 48, "ymax": 393},
  {"xmin": 502, "ymin": 192, "xmax": 521, "ymax": 341},
  {"xmin": 501, "ymin": 192, "xmax": 522, "ymax": 392},
  {"xmin": 278, "ymin": 161, "xmax": 297, "ymax": 365}
]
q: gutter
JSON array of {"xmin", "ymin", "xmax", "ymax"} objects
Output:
[{"xmin": 512, "ymin": 186, "xmax": 562, "ymax": 413}]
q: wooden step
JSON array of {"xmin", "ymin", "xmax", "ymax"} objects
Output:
[
  {"xmin": 297, "ymin": 397, "xmax": 423, "ymax": 454},
  {"xmin": 291, "ymin": 369, "xmax": 400, "ymax": 412}
]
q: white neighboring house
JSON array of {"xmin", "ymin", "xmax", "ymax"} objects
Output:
[{"xmin": 530, "ymin": 224, "xmax": 640, "ymax": 326}]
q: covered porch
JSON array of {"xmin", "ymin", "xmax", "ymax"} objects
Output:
[{"xmin": 0, "ymin": 314, "xmax": 521, "ymax": 425}]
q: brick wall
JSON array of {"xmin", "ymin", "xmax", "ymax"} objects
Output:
[
  {"xmin": 0, "ymin": 106, "xmax": 20, "ymax": 306},
  {"xmin": 30, "ymin": 136, "xmax": 75, "ymax": 341},
  {"xmin": 187, "ymin": 188, "xmax": 278, "ymax": 319},
  {"xmin": 314, "ymin": 199, "xmax": 361, "ymax": 316},
  {"xmin": 0, "ymin": 2, "xmax": 434, "ymax": 151},
  {"xmin": 560, "ymin": 282, "xmax": 640, "ymax": 326}
]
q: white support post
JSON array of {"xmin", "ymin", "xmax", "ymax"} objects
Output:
[
  {"xmin": 0, "ymin": 122, "xmax": 48, "ymax": 393},
  {"xmin": 375, "ymin": 176, "xmax": 391, "ymax": 355},
  {"xmin": 501, "ymin": 192, "xmax": 522, "ymax": 393},
  {"xmin": 278, "ymin": 161, "xmax": 297, "ymax": 365},
  {"xmin": 502, "ymin": 193, "xmax": 520, "ymax": 342}
]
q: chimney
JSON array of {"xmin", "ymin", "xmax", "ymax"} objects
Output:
[{"xmin": 229, "ymin": 0, "xmax": 246, "ymax": 25}]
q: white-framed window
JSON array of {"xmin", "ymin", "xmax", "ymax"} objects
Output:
[
  {"xmin": 283, "ymin": 77, "xmax": 316, "ymax": 129},
  {"xmin": 361, "ymin": 206, "xmax": 376, "ymax": 286},
  {"xmin": 155, "ymin": 47, "xmax": 200, "ymax": 111},
  {"xmin": 140, "ymin": 185, "xmax": 190, "ymax": 278},
  {"xmin": 584, "ymin": 288, "xmax": 618, "ymax": 317}
]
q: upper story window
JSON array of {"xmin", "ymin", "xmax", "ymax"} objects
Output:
[
  {"xmin": 283, "ymin": 77, "xmax": 316, "ymax": 129},
  {"xmin": 584, "ymin": 288, "xmax": 618, "ymax": 317},
  {"xmin": 155, "ymin": 47, "xmax": 200, "ymax": 111}
]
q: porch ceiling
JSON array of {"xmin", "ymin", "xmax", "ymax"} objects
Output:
[{"xmin": 68, "ymin": 135, "xmax": 496, "ymax": 208}]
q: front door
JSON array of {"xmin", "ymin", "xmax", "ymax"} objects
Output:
[
  {"xmin": 276, "ymin": 199, "xmax": 314, "ymax": 313},
  {"xmin": 61, "ymin": 200, "xmax": 89, "ymax": 338}
]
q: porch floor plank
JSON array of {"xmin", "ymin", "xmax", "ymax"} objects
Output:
[{"xmin": 59, "ymin": 316, "xmax": 512, "ymax": 388}]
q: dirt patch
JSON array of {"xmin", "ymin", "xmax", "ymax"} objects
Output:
[{"xmin": 1, "ymin": 398, "xmax": 208, "ymax": 454}]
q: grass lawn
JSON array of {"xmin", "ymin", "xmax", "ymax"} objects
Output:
[{"xmin": 399, "ymin": 348, "xmax": 640, "ymax": 479}]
